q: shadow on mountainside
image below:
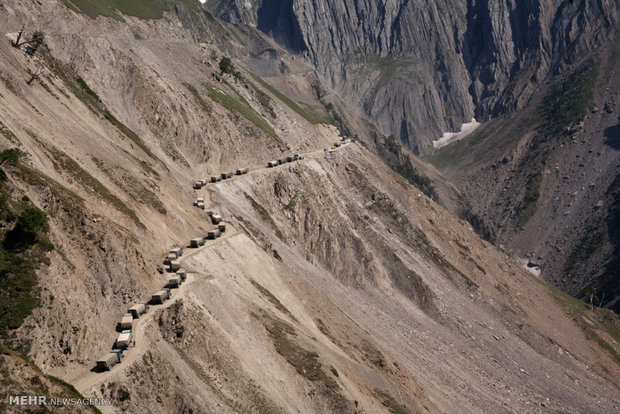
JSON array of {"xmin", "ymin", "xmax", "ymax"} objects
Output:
[{"xmin": 604, "ymin": 123, "xmax": 620, "ymax": 150}]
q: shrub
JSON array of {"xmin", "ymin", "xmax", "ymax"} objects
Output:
[
  {"xmin": 0, "ymin": 149, "xmax": 22, "ymax": 166},
  {"xmin": 219, "ymin": 57, "xmax": 235, "ymax": 75},
  {"xmin": 3, "ymin": 207, "xmax": 49, "ymax": 250}
]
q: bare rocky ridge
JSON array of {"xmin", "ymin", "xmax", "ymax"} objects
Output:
[
  {"xmin": 212, "ymin": 0, "xmax": 620, "ymax": 313},
  {"xmin": 427, "ymin": 42, "xmax": 620, "ymax": 312},
  {"xmin": 213, "ymin": 0, "xmax": 619, "ymax": 154},
  {"xmin": 0, "ymin": 1, "xmax": 618, "ymax": 413}
]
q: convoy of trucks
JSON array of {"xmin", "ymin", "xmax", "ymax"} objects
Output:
[{"xmin": 95, "ymin": 136, "xmax": 351, "ymax": 372}]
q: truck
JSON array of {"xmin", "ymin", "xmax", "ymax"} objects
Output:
[
  {"xmin": 128, "ymin": 303, "xmax": 148, "ymax": 319},
  {"xmin": 218, "ymin": 222, "xmax": 226, "ymax": 232},
  {"xmin": 118, "ymin": 313, "xmax": 134, "ymax": 330},
  {"xmin": 163, "ymin": 253, "xmax": 177, "ymax": 265},
  {"xmin": 114, "ymin": 330, "xmax": 132, "ymax": 350},
  {"xmin": 151, "ymin": 289, "xmax": 169, "ymax": 304},
  {"xmin": 166, "ymin": 275, "xmax": 181, "ymax": 288},
  {"xmin": 169, "ymin": 260, "xmax": 181, "ymax": 271},
  {"xmin": 169, "ymin": 247, "xmax": 183, "ymax": 259},
  {"xmin": 96, "ymin": 350, "xmax": 123, "ymax": 371}
]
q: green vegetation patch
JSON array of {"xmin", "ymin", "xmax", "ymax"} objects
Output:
[
  {"xmin": 44, "ymin": 54, "xmax": 102, "ymax": 112},
  {"xmin": 0, "ymin": 151, "xmax": 53, "ymax": 338},
  {"xmin": 377, "ymin": 135, "xmax": 437, "ymax": 199},
  {"xmin": 184, "ymin": 82, "xmax": 212, "ymax": 114},
  {"xmin": 76, "ymin": 77, "xmax": 101, "ymax": 102},
  {"xmin": 203, "ymin": 82, "xmax": 278, "ymax": 140},
  {"xmin": 103, "ymin": 110, "xmax": 155, "ymax": 159},
  {"xmin": 0, "ymin": 122, "xmax": 17, "ymax": 143},
  {"xmin": 0, "ymin": 345, "xmax": 103, "ymax": 413},
  {"xmin": 545, "ymin": 283, "xmax": 620, "ymax": 364},
  {"xmin": 247, "ymin": 81, "xmax": 276, "ymax": 119},
  {"xmin": 250, "ymin": 279, "xmax": 296, "ymax": 322},
  {"xmin": 247, "ymin": 72, "xmax": 333, "ymax": 125},
  {"xmin": 349, "ymin": 52, "xmax": 417, "ymax": 88},
  {"xmin": 259, "ymin": 312, "xmax": 340, "ymax": 391},
  {"xmin": 425, "ymin": 121, "xmax": 496, "ymax": 169},
  {"xmin": 374, "ymin": 388, "xmax": 410, "ymax": 414},
  {"xmin": 244, "ymin": 193, "xmax": 284, "ymax": 240},
  {"xmin": 517, "ymin": 62, "xmax": 597, "ymax": 225},
  {"xmin": 564, "ymin": 232, "xmax": 605, "ymax": 278},
  {"xmin": 518, "ymin": 171, "xmax": 543, "ymax": 226},
  {"xmin": 43, "ymin": 52, "xmax": 155, "ymax": 160},
  {"xmin": 61, "ymin": 0, "xmax": 168, "ymax": 20},
  {"xmin": 539, "ymin": 62, "xmax": 597, "ymax": 137},
  {"xmin": 48, "ymin": 148, "xmax": 144, "ymax": 228}
]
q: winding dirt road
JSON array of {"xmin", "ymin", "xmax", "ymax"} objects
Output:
[{"xmin": 70, "ymin": 140, "xmax": 353, "ymax": 396}]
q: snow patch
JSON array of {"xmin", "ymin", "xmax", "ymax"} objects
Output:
[{"xmin": 433, "ymin": 118, "xmax": 480, "ymax": 149}]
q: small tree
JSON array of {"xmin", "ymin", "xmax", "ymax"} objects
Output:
[
  {"xmin": 12, "ymin": 29, "xmax": 45, "ymax": 56},
  {"xmin": 25, "ymin": 32, "xmax": 44, "ymax": 56},
  {"xmin": 17, "ymin": 207, "xmax": 49, "ymax": 234},
  {"xmin": 26, "ymin": 66, "xmax": 42, "ymax": 85},
  {"xmin": 218, "ymin": 57, "xmax": 234, "ymax": 75},
  {"xmin": 3, "ymin": 207, "xmax": 49, "ymax": 250},
  {"xmin": 0, "ymin": 148, "xmax": 22, "ymax": 166}
]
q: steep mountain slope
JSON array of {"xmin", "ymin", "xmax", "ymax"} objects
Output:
[
  {"xmin": 426, "ymin": 44, "xmax": 620, "ymax": 312},
  {"xmin": 211, "ymin": 0, "xmax": 620, "ymax": 313},
  {"xmin": 212, "ymin": 0, "xmax": 619, "ymax": 154},
  {"xmin": 0, "ymin": 1, "xmax": 618, "ymax": 413}
]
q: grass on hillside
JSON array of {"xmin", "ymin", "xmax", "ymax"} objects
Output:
[
  {"xmin": 244, "ymin": 193, "xmax": 284, "ymax": 240},
  {"xmin": 373, "ymin": 388, "xmax": 410, "ymax": 414},
  {"xmin": 247, "ymin": 72, "xmax": 333, "ymax": 125},
  {"xmin": 103, "ymin": 111, "xmax": 155, "ymax": 159},
  {"xmin": 424, "ymin": 119, "xmax": 500, "ymax": 169},
  {"xmin": 517, "ymin": 171, "xmax": 542, "ymax": 226},
  {"xmin": 539, "ymin": 62, "xmax": 598, "ymax": 136},
  {"xmin": 544, "ymin": 282, "xmax": 620, "ymax": 364},
  {"xmin": 258, "ymin": 312, "xmax": 339, "ymax": 391},
  {"xmin": 203, "ymin": 82, "xmax": 279, "ymax": 140},
  {"xmin": 0, "ymin": 345, "xmax": 102, "ymax": 413},
  {"xmin": 350, "ymin": 51, "xmax": 418, "ymax": 87},
  {"xmin": 44, "ymin": 52, "xmax": 155, "ymax": 160},
  {"xmin": 0, "ymin": 152, "xmax": 53, "ymax": 341},
  {"xmin": 246, "ymin": 81, "xmax": 276, "ymax": 119},
  {"xmin": 249, "ymin": 279, "xmax": 296, "ymax": 321},
  {"xmin": 61, "ymin": 0, "xmax": 204, "ymax": 20},
  {"xmin": 516, "ymin": 61, "xmax": 598, "ymax": 225},
  {"xmin": 48, "ymin": 148, "xmax": 144, "ymax": 229},
  {"xmin": 377, "ymin": 135, "xmax": 437, "ymax": 199},
  {"xmin": 184, "ymin": 83, "xmax": 212, "ymax": 114},
  {"xmin": 61, "ymin": 0, "xmax": 167, "ymax": 20},
  {"xmin": 0, "ymin": 122, "xmax": 17, "ymax": 144}
]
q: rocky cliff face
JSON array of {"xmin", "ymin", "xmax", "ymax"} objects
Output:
[{"xmin": 214, "ymin": 0, "xmax": 619, "ymax": 154}]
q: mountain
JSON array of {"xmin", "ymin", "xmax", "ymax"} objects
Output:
[
  {"xmin": 0, "ymin": 1, "xmax": 618, "ymax": 413},
  {"xmin": 211, "ymin": 0, "xmax": 619, "ymax": 153},
  {"xmin": 211, "ymin": 0, "xmax": 620, "ymax": 312}
]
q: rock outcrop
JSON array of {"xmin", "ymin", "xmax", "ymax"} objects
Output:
[{"xmin": 214, "ymin": 0, "xmax": 619, "ymax": 154}]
